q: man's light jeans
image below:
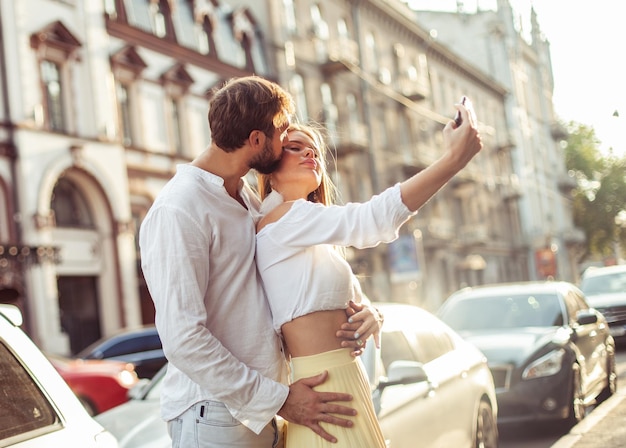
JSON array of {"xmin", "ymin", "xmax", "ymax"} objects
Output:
[{"xmin": 168, "ymin": 400, "xmax": 280, "ymax": 448}]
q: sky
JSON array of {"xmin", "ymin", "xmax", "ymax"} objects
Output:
[{"xmin": 406, "ymin": 0, "xmax": 625, "ymax": 157}]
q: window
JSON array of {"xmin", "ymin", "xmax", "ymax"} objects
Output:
[
  {"xmin": 198, "ymin": 14, "xmax": 218, "ymax": 56},
  {"xmin": 117, "ymin": 83, "xmax": 135, "ymax": 146},
  {"xmin": 289, "ymin": 74, "xmax": 308, "ymax": 122},
  {"xmin": 169, "ymin": 98, "xmax": 184, "ymax": 155},
  {"xmin": 0, "ymin": 342, "xmax": 59, "ymax": 441},
  {"xmin": 380, "ymin": 331, "xmax": 418, "ymax": 372},
  {"xmin": 40, "ymin": 60, "xmax": 65, "ymax": 132},
  {"xmin": 365, "ymin": 32, "xmax": 378, "ymax": 73},
  {"xmin": 51, "ymin": 178, "xmax": 94, "ymax": 229},
  {"xmin": 310, "ymin": 4, "xmax": 329, "ymax": 40},
  {"xmin": 172, "ymin": 0, "xmax": 196, "ymax": 48},
  {"xmin": 320, "ymin": 83, "xmax": 337, "ymax": 134},
  {"xmin": 149, "ymin": 0, "xmax": 169, "ymax": 38},
  {"xmin": 160, "ymin": 64, "xmax": 193, "ymax": 155},
  {"xmin": 283, "ymin": 0, "xmax": 297, "ymax": 36},
  {"xmin": 110, "ymin": 46, "xmax": 147, "ymax": 147},
  {"xmin": 30, "ymin": 21, "xmax": 81, "ymax": 133}
]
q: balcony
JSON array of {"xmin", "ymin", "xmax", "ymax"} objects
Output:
[
  {"xmin": 320, "ymin": 39, "xmax": 359, "ymax": 76},
  {"xmin": 329, "ymin": 122, "xmax": 368, "ymax": 157},
  {"xmin": 551, "ymin": 122, "xmax": 568, "ymax": 141},
  {"xmin": 500, "ymin": 174, "xmax": 523, "ymax": 201},
  {"xmin": 459, "ymin": 224, "xmax": 489, "ymax": 246},
  {"xmin": 557, "ymin": 172, "xmax": 577, "ymax": 193},
  {"xmin": 562, "ymin": 228, "xmax": 586, "ymax": 245},
  {"xmin": 397, "ymin": 76, "xmax": 430, "ymax": 101},
  {"xmin": 418, "ymin": 217, "xmax": 456, "ymax": 248}
]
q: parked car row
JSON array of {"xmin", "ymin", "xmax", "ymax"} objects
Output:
[
  {"xmin": 76, "ymin": 325, "xmax": 166, "ymax": 380},
  {"xmin": 96, "ymin": 302, "xmax": 499, "ymax": 448},
  {"xmin": 47, "ymin": 353, "xmax": 140, "ymax": 416},
  {"xmin": 437, "ymin": 281, "xmax": 617, "ymax": 429},
  {"xmin": 0, "ymin": 304, "xmax": 119, "ymax": 447},
  {"xmin": 4, "ymin": 275, "xmax": 621, "ymax": 447}
]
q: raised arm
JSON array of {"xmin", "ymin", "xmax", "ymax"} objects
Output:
[{"xmin": 400, "ymin": 99, "xmax": 483, "ymax": 212}]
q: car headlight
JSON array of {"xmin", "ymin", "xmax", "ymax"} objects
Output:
[
  {"xmin": 522, "ymin": 348, "xmax": 565, "ymax": 379},
  {"xmin": 117, "ymin": 367, "xmax": 139, "ymax": 388}
]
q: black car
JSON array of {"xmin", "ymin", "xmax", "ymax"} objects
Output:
[
  {"xmin": 437, "ymin": 281, "xmax": 617, "ymax": 428},
  {"xmin": 77, "ymin": 325, "xmax": 165, "ymax": 379}
]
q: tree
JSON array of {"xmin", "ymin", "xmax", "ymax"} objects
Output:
[{"xmin": 564, "ymin": 121, "xmax": 626, "ymax": 263}]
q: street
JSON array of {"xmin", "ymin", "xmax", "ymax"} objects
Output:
[{"xmin": 499, "ymin": 345, "xmax": 626, "ymax": 448}]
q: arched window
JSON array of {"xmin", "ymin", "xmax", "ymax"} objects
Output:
[{"xmin": 51, "ymin": 178, "xmax": 95, "ymax": 228}]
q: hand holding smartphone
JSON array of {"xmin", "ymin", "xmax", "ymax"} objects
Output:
[
  {"xmin": 454, "ymin": 96, "xmax": 477, "ymax": 128},
  {"xmin": 454, "ymin": 96, "xmax": 468, "ymax": 127}
]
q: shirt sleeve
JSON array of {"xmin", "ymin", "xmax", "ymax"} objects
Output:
[
  {"xmin": 267, "ymin": 184, "xmax": 416, "ymax": 248},
  {"xmin": 139, "ymin": 205, "xmax": 288, "ymax": 433}
]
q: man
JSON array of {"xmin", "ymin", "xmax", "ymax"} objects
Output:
[{"xmin": 139, "ymin": 76, "xmax": 370, "ymax": 447}]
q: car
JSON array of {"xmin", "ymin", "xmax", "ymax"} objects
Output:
[
  {"xmin": 437, "ymin": 281, "xmax": 617, "ymax": 429},
  {"xmin": 47, "ymin": 353, "xmax": 140, "ymax": 416},
  {"xmin": 76, "ymin": 325, "xmax": 165, "ymax": 379},
  {"xmin": 580, "ymin": 264, "xmax": 626, "ymax": 341},
  {"xmin": 0, "ymin": 304, "xmax": 119, "ymax": 447},
  {"xmin": 96, "ymin": 303, "xmax": 499, "ymax": 448}
]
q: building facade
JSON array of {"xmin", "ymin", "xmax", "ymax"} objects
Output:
[
  {"xmin": 235, "ymin": 0, "xmax": 527, "ymax": 309},
  {"xmin": 412, "ymin": 0, "xmax": 585, "ymax": 283},
  {"xmin": 1, "ymin": 0, "xmax": 573, "ymax": 355},
  {"xmin": 0, "ymin": 0, "xmax": 270, "ymax": 354}
]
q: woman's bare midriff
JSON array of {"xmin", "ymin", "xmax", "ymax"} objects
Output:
[{"xmin": 281, "ymin": 309, "xmax": 348, "ymax": 358}]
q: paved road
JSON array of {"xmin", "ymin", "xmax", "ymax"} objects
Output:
[{"xmin": 498, "ymin": 346, "xmax": 626, "ymax": 448}]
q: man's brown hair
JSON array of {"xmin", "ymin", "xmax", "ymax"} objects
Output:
[{"xmin": 208, "ymin": 76, "xmax": 294, "ymax": 152}]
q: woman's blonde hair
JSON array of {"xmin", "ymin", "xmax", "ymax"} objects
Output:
[{"xmin": 258, "ymin": 122, "xmax": 337, "ymax": 205}]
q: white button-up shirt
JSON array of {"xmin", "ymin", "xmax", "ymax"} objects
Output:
[{"xmin": 139, "ymin": 164, "xmax": 288, "ymax": 434}]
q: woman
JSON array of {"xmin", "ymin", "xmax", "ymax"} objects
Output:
[{"xmin": 256, "ymin": 100, "xmax": 482, "ymax": 447}]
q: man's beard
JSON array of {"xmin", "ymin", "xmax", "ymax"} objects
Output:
[{"xmin": 250, "ymin": 139, "xmax": 282, "ymax": 174}]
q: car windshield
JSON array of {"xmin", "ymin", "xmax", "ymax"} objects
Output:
[
  {"xmin": 581, "ymin": 272, "xmax": 626, "ymax": 295},
  {"xmin": 441, "ymin": 293, "xmax": 564, "ymax": 331}
]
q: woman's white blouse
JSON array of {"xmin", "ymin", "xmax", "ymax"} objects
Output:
[{"xmin": 256, "ymin": 184, "xmax": 416, "ymax": 334}]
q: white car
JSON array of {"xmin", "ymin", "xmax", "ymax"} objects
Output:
[
  {"xmin": 97, "ymin": 303, "xmax": 498, "ymax": 448},
  {"xmin": 0, "ymin": 304, "xmax": 119, "ymax": 448}
]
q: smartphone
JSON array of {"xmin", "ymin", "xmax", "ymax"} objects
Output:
[{"xmin": 454, "ymin": 96, "xmax": 468, "ymax": 127}]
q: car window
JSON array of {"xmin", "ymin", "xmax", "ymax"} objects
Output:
[
  {"xmin": 441, "ymin": 293, "xmax": 564, "ymax": 330},
  {"xmin": 0, "ymin": 341, "xmax": 60, "ymax": 442},
  {"xmin": 380, "ymin": 331, "xmax": 418, "ymax": 372},
  {"xmin": 102, "ymin": 333, "xmax": 161, "ymax": 358},
  {"xmin": 581, "ymin": 271, "xmax": 626, "ymax": 295},
  {"xmin": 414, "ymin": 325, "xmax": 454, "ymax": 364}
]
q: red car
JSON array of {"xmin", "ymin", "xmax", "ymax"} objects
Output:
[{"xmin": 47, "ymin": 353, "xmax": 140, "ymax": 416}]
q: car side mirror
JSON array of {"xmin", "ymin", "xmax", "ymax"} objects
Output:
[
  {"xmin": 377, "ymin": 360, "xmax": 428, "ymax": 393},
  {"xmin": 127, "ymin": 378, "xmax": 151, "ymax": 400},
  {"xmin": 576, "ymin": 310, "xmax": 598, "ymax": 326}
]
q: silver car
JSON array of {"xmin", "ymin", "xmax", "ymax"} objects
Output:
[
  {"xmin": 97, "ymin": 303, "xmax": 498, "ymax": 448},
  {"xmin": 0, "ymin": 304, "xmax": 119, "ymax": 447}
]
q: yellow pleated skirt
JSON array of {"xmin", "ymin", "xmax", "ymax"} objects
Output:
[{"xmin": 286, "ymin": 348, "xmax": 387, "ymax": 448}]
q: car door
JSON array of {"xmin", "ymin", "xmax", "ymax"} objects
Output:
[
  {"xmin": 564, "ymin": 289, "xmax": 602, "ymax": 394},
  {"xmin": 415, "ymin": 319, "xmax": 476, "ymax": 448},
  {"xmin": 376, "ymin": 328, "xmax": 444, "ymax": 448}
]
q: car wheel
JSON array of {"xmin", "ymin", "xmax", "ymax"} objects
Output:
[
  {"xmin": 474, "ymin": 400, "xmax": 498, "ymax": 448},
  {"xmin": 565, "ymin": 364, "xmax": 585, "ymax": 428},
  {"xmin": 598, "ymin": 350, "xmax": 617, "ymax": 403}
]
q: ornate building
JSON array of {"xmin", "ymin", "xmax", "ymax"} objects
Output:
[
  {"xmin": 0, "ymin": 0, "xmax": 270, "ymax": 354},
  {"xmin": 412, "ymin": 0, "xmax": 584, "ymax": 283},
  {"xmin": 237, "ymin": 0, "xmax": 527, "ymax": 309},
  {"xmin": 2, "ymin": 0, "xmax": 571, "ymax": 355}
]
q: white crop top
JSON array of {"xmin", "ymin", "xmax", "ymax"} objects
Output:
[{"xmin": 256, "ymin": 184, "xmax": 416, "ymax": 334}]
